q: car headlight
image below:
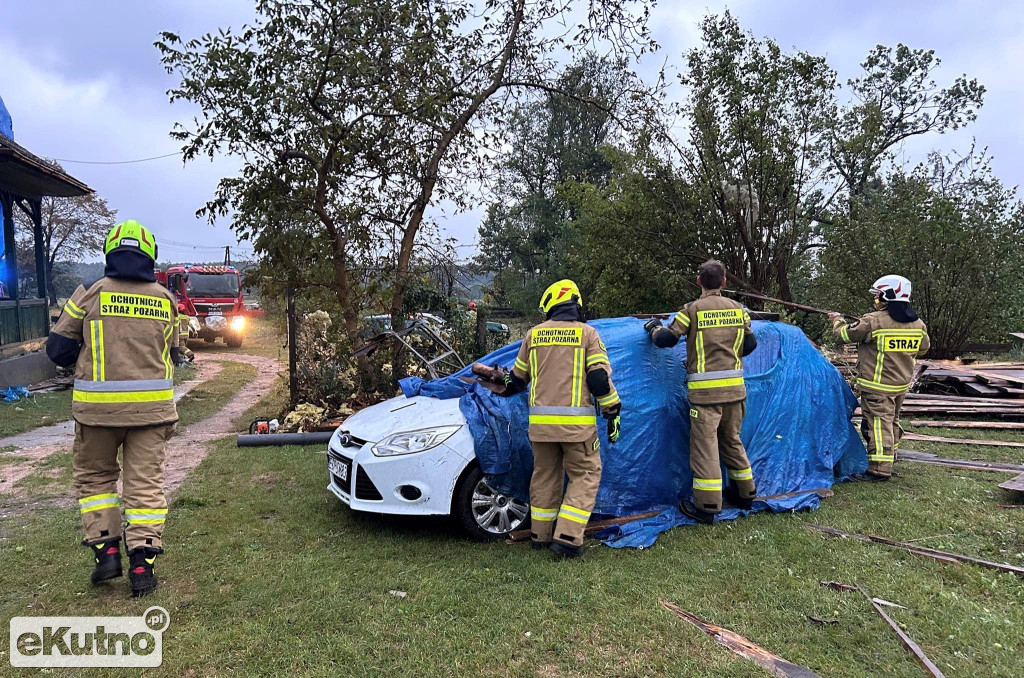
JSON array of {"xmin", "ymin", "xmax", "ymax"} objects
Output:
[
  {"xmin": 371, "ymin": 425, "xmax": 461, "ymax": 457},
  {"xmin": 230, "ymin": 316, "xmax": 246, "ymax": 331}
]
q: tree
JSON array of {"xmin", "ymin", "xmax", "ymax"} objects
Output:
[
  {"xmin": 830, "ymin": 44, "xmax": 985, "ymax": 198},
  {"xmin": 14, "ymin": 190, "xmax": 116, "ymax": 304},
  {"xmin": 669, "ymin": 11, "xmax": 837, "ymax": 301},
  {"xmin": 474, "ymin": 54, "xmax": 635, "ymax": 312},
  {"xmin": 813, "ymin": 147, "xmax": 1024, "ymax": 357},
  {"xmin": 157, "ymin": 0, "xmax": 654, "ymax": 373}
]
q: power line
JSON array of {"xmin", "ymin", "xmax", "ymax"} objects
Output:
[{"xmin": 50, "ymin": 151, "xmax": 182, "ymax": 165}]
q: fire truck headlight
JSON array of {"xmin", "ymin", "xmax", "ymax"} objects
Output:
[{"xmin": 230, "ymin": 316, "xmax": 246, "ymax": 331}]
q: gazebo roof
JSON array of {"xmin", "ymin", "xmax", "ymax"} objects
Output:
[{"xmin": 0, "ymin": 132, "xmax": 91, "ymax": 199}]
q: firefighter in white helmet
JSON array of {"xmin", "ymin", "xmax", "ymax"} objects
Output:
[{"xmin": 829, "ymin": 275, "xmax": 930, "ymax": 481}]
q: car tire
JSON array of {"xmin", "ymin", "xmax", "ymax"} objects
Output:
[
  {"xmin": 226, "ymin": 333, "xmax": 243, "ymax": 348},
  {"xmin": 453, "ymin": 464, "xmax": 530, "ymax": 541}
]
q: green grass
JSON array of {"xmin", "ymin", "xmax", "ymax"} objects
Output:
[
  {"xmin": 2, "ymin": 427, "xmax": 1022, "ymax": 676},
  {"xmin": 903, "ymin": 421, "xmax": 1024, "ymax": 465},
  {"xmin": 186, "ymin": 315, "xmax": 287, "ymax": 360},
  {"xmin": 174, "ymin": 360, "xmax": 258, "ymax": 430},
  {"xmin": 0, "ymin": 391, "xmax": 73, "ymax": 438}
]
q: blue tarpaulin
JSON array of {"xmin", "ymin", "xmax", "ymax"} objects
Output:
[{"xmin": 400, "ymin": 318, "xmax": 867, "ymax": 548}]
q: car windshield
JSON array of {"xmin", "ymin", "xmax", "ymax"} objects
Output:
[{"xmin": 186, "ymin": 273, "xmax": 239, "ymax": 298}]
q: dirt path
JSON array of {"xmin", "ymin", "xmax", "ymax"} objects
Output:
[{"xmin": 0, "ymin": 352, "xmax": 280, "ymax": 505}]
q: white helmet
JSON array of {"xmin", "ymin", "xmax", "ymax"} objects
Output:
[{"xmin": 870, "ymin": 275, "xmax": 912, "ymax": 302}]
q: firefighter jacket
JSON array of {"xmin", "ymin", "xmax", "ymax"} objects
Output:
[
  {"xmin": 511, "ymin": 320, "xmax": 619, "ymax": 443},
  {"xmin": 50, "ymin": 277, "xmax": 179, "ymax": 427},
  {"xmin": 832, "ymin": 309, "xmax": 930, "ymax": 394},
  {"xmin": 665, "ymin": 289, "xmax": 753, "ymax": 405}
]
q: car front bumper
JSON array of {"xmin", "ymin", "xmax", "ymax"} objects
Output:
[{"xmin": 326, "ymin": 433, "xmax": 474, "ymax": 517}]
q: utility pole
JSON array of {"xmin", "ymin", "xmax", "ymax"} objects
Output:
[{"xmin": 223, "ymin": 245, "xmax": 231, "ymax": 266}]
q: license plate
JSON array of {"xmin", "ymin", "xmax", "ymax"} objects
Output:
[
  {"xmin": 328, "ymin": 457, "xmax": 349, "ymax": 483},
  {"xmin": 208, "ymin": 309, "xmax": 222, "ymax": 316}
]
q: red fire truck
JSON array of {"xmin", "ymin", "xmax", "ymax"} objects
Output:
[{"xmin": 156, "ymin": 264, "xmax": 247, "ymax": 348}]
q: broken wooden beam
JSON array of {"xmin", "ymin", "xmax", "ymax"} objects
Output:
[
  {"xmin": 857, "ymin": 585, "xmax": 946, "ymax": 678},
  {"xmin": 898, "ymin": 450, "xmax": 1024, "ymax": 474},
  {"xmin": 901, "ymin": 433, "xmax": 1024, "ymax": 448},
  {"xmin": 998, "ymin": 472, "xmax": 1024, "ymax": 493},
  {"xmin": 660, "ymin": 600, "xmax": 823, "ymax": 678},
  {"xmin": 907, "ymin": 420, "xmax": 1024, "ymax": 431},
  {"xmin": 805, "ymin": 523, "xmax": 1024, "ymax": 578}
]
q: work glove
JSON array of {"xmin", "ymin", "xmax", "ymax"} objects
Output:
[
  {"xmin": 606, "ymin": 412, "xmax": 621, "ymax": 443},
  {"xmin": 643, "ymin": 318, "xmax": 661, "ymax": 337}
]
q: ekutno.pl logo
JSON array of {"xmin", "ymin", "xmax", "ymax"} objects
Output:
[{"xmin": 9, "ymin": 606, "xmax": 169, "ymax": 668}]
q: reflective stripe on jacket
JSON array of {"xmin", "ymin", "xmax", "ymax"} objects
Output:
[
  {"xmin": 511, "ymin": 321, "xmax": 617, "ymax": 443},
  {"xmin": 51, "ymin": 278, "xmax": 179, "ymax": 427},
  {"xmin": 666, "ymin": 289, "xmax": 752, "ymax": 405},
  {"xmin": 832, "ymin": 310, "xmax": 930, "ymax": 394}
]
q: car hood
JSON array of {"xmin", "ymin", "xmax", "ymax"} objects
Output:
[{"xmin": 341, "ymin": 395, "xmax": 466, "ymax": 443}]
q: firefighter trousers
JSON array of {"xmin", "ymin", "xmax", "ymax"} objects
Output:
[
  {"xmin": 859, "ymin": 391, "xmax": 906, "ymax": 477},
  {"xmin": 689, "ymin": 401, "xmax": 756, "ymax": 513},
  {"xmin": 528, "ymin": 434, "xmax": 601, "ymax": 547},
  {"xmin": 73, "ymin": 423, "xmax": 173, "ymax": 551}
]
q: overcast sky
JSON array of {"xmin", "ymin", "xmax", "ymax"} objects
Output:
[{"xmin": 1, "ymin": 0, "xmax": 1020, "ymax": 263}]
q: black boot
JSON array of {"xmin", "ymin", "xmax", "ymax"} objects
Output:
[
  {"xmin": 679, "ymin": 499, "xmax": 716, "ymax": 525},
  {"xmin": 724, "ymin": 485, "xmax": 755, "ymax": 511},
  {"xmin": 549, "ymin": 540, "xmax": 584, "ymax": 559},
  {"xmin": 87, "ymin": 539, "xmax": 122, "ymax": 584},
  {"xmin": 852, "ymin": 472, "xmax": 890, "ymax": 483},
  {"xmin": 128, "ymin": 547, "xmax": 163, "ymax": 598},
  {"xmin": 531, "ymin": 540, "xmax": 553, "ymax": 551}
]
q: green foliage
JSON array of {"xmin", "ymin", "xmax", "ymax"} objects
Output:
[
  {"xmin": 475, "ymin": 54, "xmax": 641, "ymax": 314},
  {"xmin": 814, "ymin": 148, "xmax": 1024, "ymax": 357}
]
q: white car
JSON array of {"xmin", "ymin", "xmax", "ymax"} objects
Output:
[{"xmin": 326, "ymin": 394, "xmax": 529, "ymax": 540}]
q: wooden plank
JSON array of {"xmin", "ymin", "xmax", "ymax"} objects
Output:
[
  {"xmin": 998, "ymin": 473, "xmax": 1024, "ymax": 493},
  {"xmin": 805, "ymin": 523, "xmax": 1024, "ymax": 577},
  {"xmin": 857, "ymin": 586, "xmax": 947, "ymax": 678},
  {"xmin": 901, "ymin": 433, "xmax": 1024, "ymax": 449},
  {"xmin": 907, "ymin": 420, "xmax": 1024, "ymax": 430},
  {"xmin": 899, "ymin": 450, "xmax": 1024, "ymax": 473},
  {"xmin": 660, "ymin": 600, "xmax": 823, "ymax": 678},
  {"xmin": 898, "ymin": 407, "xmax": 1024, "ymax": 415}
]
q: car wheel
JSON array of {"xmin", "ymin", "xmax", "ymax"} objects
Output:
[
  {"xmin": 453, "ymin": 465, "xmax": 529, "ymax": 541},
  {"xmin": 226, "ymin": 333, "xmax": 243, "ymax": 348}
]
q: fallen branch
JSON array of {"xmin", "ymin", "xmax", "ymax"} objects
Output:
[
  {"xmin": 805, "ymin": 523, "xmax": 1024, "ymax": 578},
  {"xmin": 660, "ymin": 600, "xmax": 823, "ymax": 678},
  {"xmin": 857, "ymin": 585, "xmax": 946, "ymax": 678},
  {"xmin": 806, "ymin": 615, "xmax": 838, "ymax": 626}
]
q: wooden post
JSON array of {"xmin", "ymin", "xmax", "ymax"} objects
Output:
[
  {"xmin": 29, "ymin": 199, "xmax": 47, "ymax": 305},
  {"xmin": 0, "ymin": 191, "xmax": 21, "ymax": 342},
  {"xmin": 475, "ymin": 307, "xmax": 487, "ymax": 358},
  {"xmin": 286, "ymin": 287, "xmax": 298, "ymax": 408}
]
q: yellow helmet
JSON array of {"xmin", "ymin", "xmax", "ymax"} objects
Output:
[
  {"xmin": 105, "ymin": 220, "xmax": 158, "ymax": 261},
  {"xmin": 539, "ymin": 279, "xmax": 583, "ymax": 315}
]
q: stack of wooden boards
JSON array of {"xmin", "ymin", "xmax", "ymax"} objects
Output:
[{"xmin": 905, "ymin": 360, "xmax": 1024, "ymax": 418}]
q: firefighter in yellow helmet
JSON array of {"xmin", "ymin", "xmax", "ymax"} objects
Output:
[
  {"xmin": 830, "ymin": 275, "xmax": 930, "ymax": 481},
  {"xmin": 644, "ymin": 260, "xmax": 759, "ymax": 524},
  {"xmin": 46, "ymin": 220, "xmax": 179, "ymax": 597},
  {"xmin": 499, "ymin": 280, "xmax": 621, "ymax": 558}
]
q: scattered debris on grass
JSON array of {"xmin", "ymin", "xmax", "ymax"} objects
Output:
[
  {"xmin": 660, "ymin": 599, "xmax": 823, "ymax": 678},
  {"xmin": 819, "ymin": 580, "xmax": 857, "ymax": 593},
  {"xmin": 806, "ymin": 523, "xmax": 1024, "ymax": 577},
  {"xmin": 806, "ymin": 615, "xmax": 839, "ymax": 626},
  {"xmin": 857, "ymin": 585, "xmax": 946, "ymax": 678}
]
